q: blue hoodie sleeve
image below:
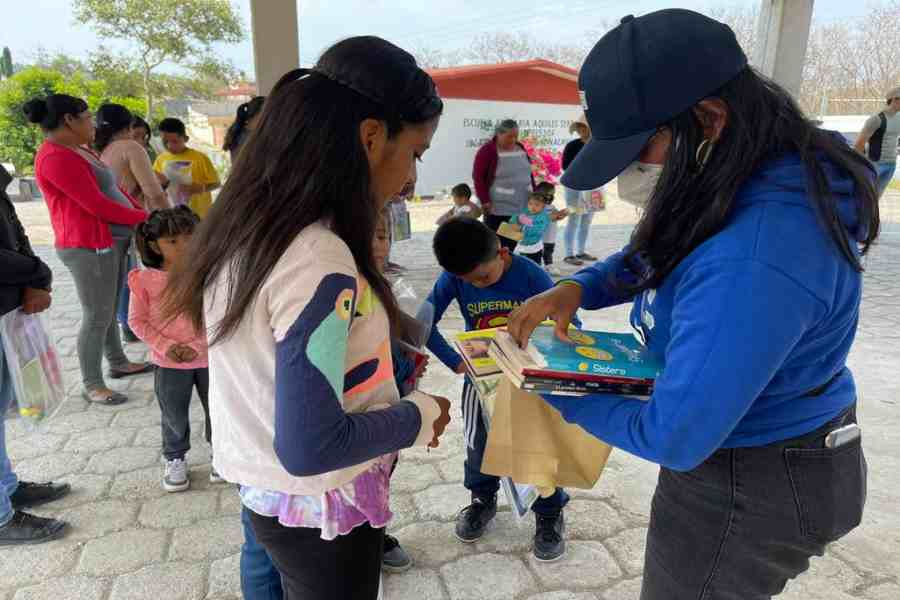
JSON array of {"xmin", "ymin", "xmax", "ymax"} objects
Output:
[
  {"xmin": 565, "ymin": 248, "xmax": 638, "ymax": 310},
  {"xmin": 424, "ymin": 273, "xmax": 465, "ymax": 371},
  {"xmin": 544, "ymin": 260, "xmax": 825, "ymax": 471}
]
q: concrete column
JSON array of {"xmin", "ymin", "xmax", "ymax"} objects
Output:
[
  {"xmin": 752, "ymin": 0, "xmax": 815, "ymax": 97},
  {"xmin": 250, "ymin": 0, "xmax": 300, "ymax": 95}
]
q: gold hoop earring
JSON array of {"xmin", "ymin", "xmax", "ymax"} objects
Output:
[{"xmin": 696, "ymin": 139, "xmax": 714, "ymax": 168}]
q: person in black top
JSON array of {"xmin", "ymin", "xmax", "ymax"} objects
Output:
[
  {"xmin": 561, "ymin": 124, "xmax": 586, "ymax": 171},
  {"xmin": 223, "ymin": 96, "xmax": 266, "ymax": 163},
  {"xmin": 0, "ymin": 163, "xmax": 72, "ymax": 546},
  {"xmin": 560, "ymin": 113, "xmax": 597, "ymax": 265}
]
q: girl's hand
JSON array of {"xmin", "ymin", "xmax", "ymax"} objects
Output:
[
  {"xmin": 175, "ymin": 344, "xmax": 198, "ymax": 362},
  {"xmin": 427, "ymin": 395, "xmax": 452, "ymax": 448},
  {"xmin": 411, "ymin": 353, "xmax": 429, "ymax": 380},
  {"xmin": 166, "ymin": 344, "xmax": 198, "ymax": 363},
  {"xmin": 22, "ymin": 288, "xmax": 52, "ymax": 314},
  {"xmin": 166, "ymin": 345, "xmax": 185, "ymax": 363},
  {"xmin": 507, "ymin": 283, "xmax": 583, "ymax": 348}
]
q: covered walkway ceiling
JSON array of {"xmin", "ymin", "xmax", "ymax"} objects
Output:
[{"xmin": 248, "ymin": 1, "xmax": 815, "ymax": 99}]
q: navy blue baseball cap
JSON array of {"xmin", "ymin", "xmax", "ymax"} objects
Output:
[{"xmin": 562, "ymin": 9, "xmax": 748, "ymax": 191}]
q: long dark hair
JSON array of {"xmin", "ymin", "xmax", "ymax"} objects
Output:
[
  {"xmin": 94, "ymin": 103, "xmax": 134, "ymax": 153},
  {"xmin": 135, "ymin": 206, "xmax": 200, "ymax": 269},
  {"xmin": 131, "ymin": 115, "xmax": 152, "ymax": 143},
  {"xmin": 623, "ymin": 68, "xmax": 879, "ymax": 292},
  {"xmin": 23, "ymin": 94, "xmax": 88, "ymax": 130},
  {"xmin": 166, "ymin": 36, "xmax": 443, "ymax": 343},
  {"xmin": 223, "ymin": 96, "xmax": 265, "ymax": 153}
]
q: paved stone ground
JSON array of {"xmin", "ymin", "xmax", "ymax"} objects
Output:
[{"xmin": 0, "ymin": 223, "xmax": 898, "ymax": 600}]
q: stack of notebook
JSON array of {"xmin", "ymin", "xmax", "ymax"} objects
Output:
[{"xmin": 488, "ymin": 326, "xmax": 662, "ymax": 397}]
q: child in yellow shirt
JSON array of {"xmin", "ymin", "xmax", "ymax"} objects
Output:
[{"xmin": 153, "ymin": 118, "xmax": 220, "ymax": 218}]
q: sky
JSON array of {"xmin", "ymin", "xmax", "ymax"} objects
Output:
[{"xmin": 3, "ymin": 0, "xmax": 874, "ymax": 78}]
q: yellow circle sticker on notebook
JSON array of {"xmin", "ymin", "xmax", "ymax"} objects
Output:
[
  {"xmin": 568, "ymin": 331, "xmax": 596, "ymax": 346},
  {"xmin": 576, "ymin": 346, "xmax": 613, "ymax": 361}
]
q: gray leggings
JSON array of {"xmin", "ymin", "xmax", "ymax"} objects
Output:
[{"xmin": 57, "ymin": 238, "xmax": 132, "ymax": 389}]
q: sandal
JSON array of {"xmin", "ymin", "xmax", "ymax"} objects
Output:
[
  {"xmin": 82, "ymin": 389, "xmax": 128, "ymax": 406},
  {"xmin": 108, "ymin": 362, "xmax": 155, "ymax": 380}
]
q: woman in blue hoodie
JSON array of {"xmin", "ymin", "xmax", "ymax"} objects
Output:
[{"xmin": 508, "ymin": 10, "xmax": 879, "ymax": 600}]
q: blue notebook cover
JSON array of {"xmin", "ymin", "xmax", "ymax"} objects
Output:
[{"xmin": 526, "ymin": 327, "xmax": 663, "ymax": 381}]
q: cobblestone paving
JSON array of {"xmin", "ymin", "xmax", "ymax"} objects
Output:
[{"xmin": 0, "ymin": 224, "xmax": 897, "ymax": 600}]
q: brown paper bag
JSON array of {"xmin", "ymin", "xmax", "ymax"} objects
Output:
[{"xmin": 481, "ymin": 378, "xmax": 612, "ymax": 493}]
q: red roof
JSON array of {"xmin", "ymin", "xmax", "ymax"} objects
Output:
[
  {"xmin": 215, "ymin": 82, "xmax": 258, "ymax": 98},
  {"xmin": 427, "ymin": 59, "xmax": 579, "ymax": 105},
  {"xmin": 428, "ymin": 59, "xmax": 578, "ymax": 82}
]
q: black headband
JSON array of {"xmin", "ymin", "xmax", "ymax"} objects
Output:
[{"xmin": 277, "ymin": 66, "xmax": 442, "ymax": 122}]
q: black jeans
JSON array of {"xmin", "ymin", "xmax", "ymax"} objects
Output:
[
  {"xmin": 641, "ymin": 405, "xmax": 866, "ymax": 600},
  {"xmin": 155, "ymin": 367, "xmax": 210, "ymax": 460},
  {"xmin": 484, "ymin": 214, "xmax": 518, "ymax": 251},
  {"xmin": 462, "ymin": 381, "xmax": 569, "ymax": 516},
  {"xmin": 522, "ymin": 251, "xmax": 543, "ymax": 265},
  {"xmin": 543, "ymin": 242, "xmax": 555, "ymax": 265},
  {"xmin": 248, "ymin": 510, "xmax": 383, "ymax": 600}
]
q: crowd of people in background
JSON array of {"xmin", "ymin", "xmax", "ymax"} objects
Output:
[{"xmin": 0, "ymin": 7, "xmax": 894, "ymax": 600}]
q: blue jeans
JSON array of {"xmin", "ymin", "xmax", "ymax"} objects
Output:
[
  {"xmin": 117, "ymin": 250, "xmax": 135, "ymax": 328},
  {"xmin": 241, "ymin": 506, "xmax": 283, "ymax": 600},
  {"xmin": 563, "ymin": 187, "xmax": 595, "ymax": 257},
  {"xmin": 876, "ymin": 162, "xmax": 896, "ymax": 198},
  {"xmin": 0, "ymin": 336, "xmax": 19, "ymax": 527}
]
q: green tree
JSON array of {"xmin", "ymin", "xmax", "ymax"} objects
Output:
[
  {"xmin": 0, "ymin": 67, "xmax": 148, "ymax": 173},
  {"xmin": 0, "ymin": 68, "xmax": 63, "ymax": 172},
  {"xmin": 73, "ymin": 0, "xmax": 244, "ymax": 119},
  {"xmin": 0, "ymin": 47, "xmax": 13, "ymax": 79}
]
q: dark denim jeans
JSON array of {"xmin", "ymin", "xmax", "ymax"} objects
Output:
[
  {"xmin": 462, "ymin": 381, "xmax": 569, "ymax": 516},
  {"xmin": 241, "ymin": 506, "xmax": 283, "ymax": 600},
  {"xmin": 117, "ymin": 250, "xmax": 135, "ymax": 328},
  {"xmin": 0, "ymin": 339, "xmax": 19, "ymax": 527},
  {"xmin": 155, "ymin": 367, "xmax": 210, "ymax": 461},
  {"xmin": 641, "ymin": 405, "xmax": 866, "ymax": 600}
]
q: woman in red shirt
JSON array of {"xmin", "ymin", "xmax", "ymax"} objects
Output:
[{"xmin": 25, "ymin": 94, "xmax": 152, "ymax": 405}]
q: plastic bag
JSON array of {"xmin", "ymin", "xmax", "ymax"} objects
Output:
[
  {"xmin": 391, "ymin": 280, "xmax": 434, "ymax": 394},
  {"xmin": 393, "ymin": 279, "xmax": 434, "ymax": 349},
  {"xmin": 475, "ymin": 375, "xmax": 538, "ymax": 523},
  {"xmin": 0, "ymin": 309, "xmax": 66, "ymax": 430},
  {"xmin": 590, "ymin": 188, "xmax": 606, "ymax": 210}
]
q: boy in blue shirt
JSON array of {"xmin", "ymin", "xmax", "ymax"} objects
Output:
[{"xmin": 425, "ymin": 217, "xmax": 572, "ymax": 562}]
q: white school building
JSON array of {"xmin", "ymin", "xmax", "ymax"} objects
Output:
[{"xmin": 417, "ymin": 60, "xmax": 584, "ymax": 198}]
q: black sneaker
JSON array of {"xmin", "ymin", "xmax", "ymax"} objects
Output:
[
  {"xmin": 563, "ymin": 256, "xmax": 584, "ymax": 267},
  {"xmin": 10, "ymin": 481, "xmax": 71, "ymax": 510},
  {"xmin": 454, "ymin": 497, "xmax": 497, "ymax": 543},
  {"xmin": 533, "ymin": 512, "xmax": 566, "ymax": 562},
  {"xmin": 0, "ymin": 511, "xmax": 67, "ymax": 546},
  {"xmin": 576, "ymin": 253, "xmax": 598, "ymax": 262},
  {"xmin": 382, "ymin": 534, "xmax": 412, "ymax": 573}
]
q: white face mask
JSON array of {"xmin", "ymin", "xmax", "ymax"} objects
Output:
[{"xmin": 616, "ymin": 162, "xmax": 663, "ymax": 208}]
